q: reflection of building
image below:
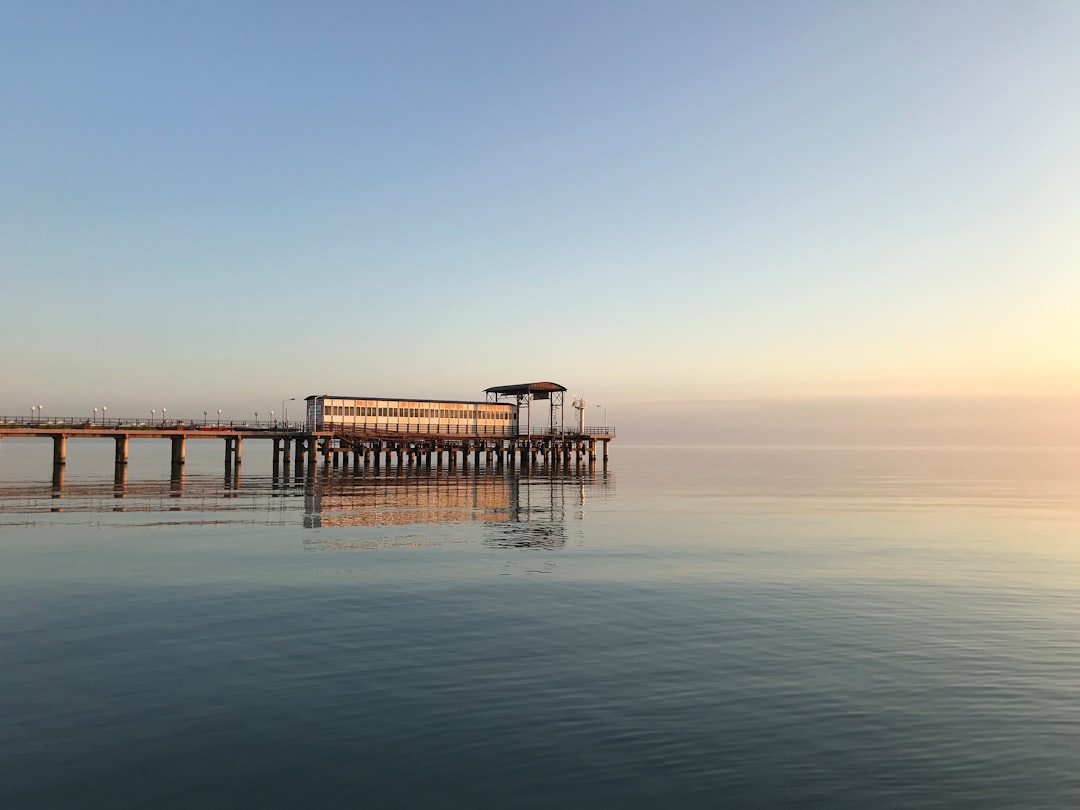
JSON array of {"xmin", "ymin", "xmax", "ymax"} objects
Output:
[
  {"xmin": 302, "ymin": 466, "xmax": 613, "ymax": 530},
  {"xmin": 304, "ymin": 472, "xmax": 513, "ymax": 528}
]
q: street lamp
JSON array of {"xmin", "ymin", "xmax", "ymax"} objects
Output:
[
  {"xmin": 595, "ymin": 404, "xmax": 607, "ymax": 429},
  {"xmin": 217, "ymin": 409, "xmax": 222, "ymax": 427},
  {"xmin": 203, "ymin": 410, "xmax": 207, "ymax": 426},
  {"xmin": 255, "ymin": 411, "xmax": 258, "ymax": 425},
  {"xmin": 93, "ymin": 407, "xmax": 98, "ymax": 423},
  {"xmin": 151, "ymin": 409, "xmax": 155, "ymax": 427},
  {"xmin": 270, "ymin": 410, "xmax": 274, "ymax": 427},
  {"xmin": 282, "ymin": 397, "xmax": 295, "ymax": 427},
  {"xmin": 162, "ymin": 407, "xmax": 167, "ymax": 426},
  {"xmin": 102, "ymin": 405, "xmax": 107, "ymax": 426},
  {"xmin": 39, "ymin": 404, "xmax": 44, "ymax": 423}
]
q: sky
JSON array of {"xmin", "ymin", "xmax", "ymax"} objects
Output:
[{"xmin": 2, "ymin": 1, "xmax": 1078, "ymax": 443}]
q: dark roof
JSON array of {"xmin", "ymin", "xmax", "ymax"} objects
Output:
[
  {"xmin": 483, "ymin": 382, "xmax": 567, "ymax": 396},
  {"xmin": 305, "ymin": 394, "xmax": 507, "ymax": 406}
]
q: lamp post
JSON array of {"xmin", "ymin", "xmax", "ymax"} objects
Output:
[
  {"xmin": 102, "ymin": 405, "xmax": 107, "ymax": 426},
  {"xmin": 203, "ymin": 410, "xmax": 207, "ymax": 426},
  {"xmin": 282, "ymin": 397, "xmax": 295, "ymax": 428},
  {"xmin": 595, "ymin": 404, "xmax": 607, "ymax": 430},
  {"xmin": 151, "ymin": 409, "xmax": 155, "ymax": 427},
  {"xmin": 270, "ymin": 410, "xmax": 274, "ymax": 427},
  {"xmin": 39, "ymin": 404, "xmax": 44, "ymax": 424},
  {"xmin": 162, "ymin": 407, "xmax": 167, "ymax": 426},
  {"xmin": 255, "ymin": 412, "xmax": 258, "ymax": 426},
  {"xmin": 217, "ymin": 409, "xmax": 222, "ymax": 427},
  {"xmin": 93, "ymin": 407, "xmax": 98, "ymax": 424}
]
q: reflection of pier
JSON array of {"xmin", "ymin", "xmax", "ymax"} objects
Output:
[
  {"xmin": 1, "ymin": 456, "xmax": 613, "ymax": 532},
  {"xmin": 302, "ymin": 465, "xmax": 611, "ymax": 530}
]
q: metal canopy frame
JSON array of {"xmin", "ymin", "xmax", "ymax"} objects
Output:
[{"xmin": 484, "ymin": 382, "xmax": 567, "ymax": 435}]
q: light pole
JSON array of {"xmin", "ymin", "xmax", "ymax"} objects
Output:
[
  {"xmin": 204, "ymin": 410, "xmax": 207, "ymax": 426},
  {"xmin": 162, "ymin": 407, "xmax": 167, "ymax": 426},
  {"xmin": 270, "ymin": 410, "xmax": 274, "ymax": 427},
  {"xmin": 282, "ymin": 397, "xmax": 295, "ymax": 428},
  {"xmin": 217, "ymin": 409, "xmax": 222, "ymax": 427},
  {"xmin": 255, "ymin": 411, "xmax": 258, "ymax": 426},
  {"xmin": 39, "ymin": 404, "xmax": 44, "ymax": 423},
  {"xmin": 595, "ymin": 404, "xmax": 607, "ymax": 429},
  {"xmin": 93, "ymin": 407, "xmax": 98, "ymax": 424},
  {"xmin": 151, "ymin": 409, "xmax": 155, "ymax": 427},
  {"xmin": 102, "ymin": 405, "xmax": 107, "ymax": 426}
]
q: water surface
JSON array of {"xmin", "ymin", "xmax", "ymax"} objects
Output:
[{"xmin": 2, "ymin": 440, "xmax": 1079, "ymax": 807}]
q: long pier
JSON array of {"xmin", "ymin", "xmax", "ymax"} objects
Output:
[{"xmin": 0, "ymin": 419, "xmax": 615, "ymax": 473}]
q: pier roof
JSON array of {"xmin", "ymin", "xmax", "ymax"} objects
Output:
[{"xmin": 483, "ymin": 382, "xmax": 567, "ymax": 396}]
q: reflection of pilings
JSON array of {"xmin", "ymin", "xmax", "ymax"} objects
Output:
[{"xmin": 223, "ymin": 465, "xmax": 237, "ymax": 496}]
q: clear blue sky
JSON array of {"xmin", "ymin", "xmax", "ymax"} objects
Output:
[{"xmin": 3, "ymin": 1, "xmax": 1078, "ymax": 437}]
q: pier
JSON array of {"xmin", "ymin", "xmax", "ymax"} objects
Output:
[
  {"xmin": 2, "ymin": 383, "xmax": 615, "ymax": 477},
  {"xmin": 0, "ymin": 419, "xmax": 615, "ymax": 475}
]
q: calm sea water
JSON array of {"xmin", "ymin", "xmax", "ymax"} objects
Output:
[{"xmin": 2, "ymin": 439, "xmax": 1079, "ymax": 808}]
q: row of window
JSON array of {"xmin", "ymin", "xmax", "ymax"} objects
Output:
[{"xmin": 324, "ymin": 405, "xmax": 513, "ymax": 420}]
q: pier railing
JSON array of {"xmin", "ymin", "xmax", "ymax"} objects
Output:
[
  {"xmin": 0, "ymin": 416, "xmax": 307, "ymax": 432},
  {"xmin": 322, "ymin": 422, "xmax": 614, "ymax": 438},
  {"xmin": 1, "ymin": 417, "xmax": 614, "ymax": 438}
]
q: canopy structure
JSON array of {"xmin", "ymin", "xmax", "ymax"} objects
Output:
[{"xmin": 485, "ymin": 382, "xmax": 568, "ymax": 433}]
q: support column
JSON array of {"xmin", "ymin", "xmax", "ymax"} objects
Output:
[
  {"xmin": 113, "ymin": 463, "xmax": 128, "ymax": 496},
  {"xmin": 283, "ymin": 438, "xmax": 293, "ymax": 463},
  {"xmin": 115, "ymin": 436, "xmax": 129, "ymax": 464},
  {"xmin": 234, "ymin": 436, "xmax": 243, "ymax": 464},
  {"xmin": 52, "ymin": 463, "xmax": 65, "ymax": 495},
  {"xmin": 171, "ymin": 435, "xmax": 186, "ymax": 464},
  {"xmin": 52, "ymin": 435, "xmax": 67, "ymax": 465},
  {"xmin": 170, "ymin": 462, "xmax": 184, "ymax": 495}
]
